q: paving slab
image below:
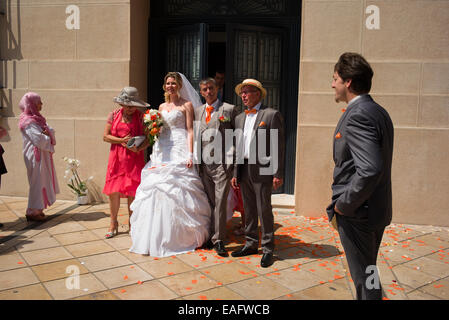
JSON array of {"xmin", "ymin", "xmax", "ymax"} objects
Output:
[
  {"xmin": 31, "ymin": 258, "xmax": 89, "ymax": 282},
  {"xmin": 21, "ymin": 246, "xmax": 74, "ymax": 266},
  {"xmin": 93, "ymin": 264, "xmax": 153, "ymax": 289},
  {"xmin": 158, "ymin": 270, "xmax": 220, "ymax": 296},
  {"xmin": 138, "ymin": 256, "xmax": 194, "ymax": 278},
  {"xmin": 0, "ymin": 267, "xmax": 40, "ymax": 291},
  {"xmin": 0, "ymin": 283, "xmax": 53, "ymax": 300},
  {"xmin": 43, "ymin": 273, "xmax": 108, "ymax": 300},
  {"xmin": 111, "ymin": 280, "xmax": 179, "ymax": 300}
]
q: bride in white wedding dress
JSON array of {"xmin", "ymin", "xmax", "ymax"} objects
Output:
[{"xmin": 129, "ymin": 72, "xmax": 211, "ymax": 257}]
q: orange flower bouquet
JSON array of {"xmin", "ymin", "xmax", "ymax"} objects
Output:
[{"xmin": 143, "ymin": 109, "xmax": 163, "ymax": 146}]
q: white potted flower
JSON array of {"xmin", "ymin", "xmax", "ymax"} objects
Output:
[{"xmin": 63, "ymin": 157, "xmax": 93, "ymax": 205}]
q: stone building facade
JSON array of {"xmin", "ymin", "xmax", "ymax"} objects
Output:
[{"xmin": 1, "ymin": 0, "xmax": 448, "ymax": 226}]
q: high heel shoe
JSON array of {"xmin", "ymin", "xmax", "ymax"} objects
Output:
[{"xmin": 105, "ymin": 222, "xmax": 119, "ymax": 239}]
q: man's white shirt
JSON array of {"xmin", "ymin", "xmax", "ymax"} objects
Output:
[{"xmin": 243, "ymin": 102, "xmax": 262, "ymax": 159}]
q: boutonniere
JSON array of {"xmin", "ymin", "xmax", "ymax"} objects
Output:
[
  {"xmin": 259, "ymin": 121, "xmax": 266, "ymax": 127},
  {"xmin": 335, "ymin": 132, "xmax": 342, "ymax": 139},
  {"xmin": 219, "ymin": 115, "xmax": 231, "ymax": 123}
]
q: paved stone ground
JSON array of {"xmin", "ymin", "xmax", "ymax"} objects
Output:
[{"xmin": 0, "ymin": 196, "xmax": 448, "ymax": 300}]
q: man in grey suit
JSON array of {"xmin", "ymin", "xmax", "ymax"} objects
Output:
[
  {"xmin": 230, "ymin": 79, "xmax": 285, "ymax": 268},
  {"xmin": 327, "ymin": 52, "xmax": 394, "ymax": 300},
  {"xmin": 196, "ymin": 78, "xmax": 238, "ymax": 257}
]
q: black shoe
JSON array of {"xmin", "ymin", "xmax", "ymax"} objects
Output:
[
  {"xmin": 0, "ymin": 223, "xmax": 3, "ymax": 228},
  {"xmin": 260, "ymin": 253, "xmax": 274, "ymax": 268},
  {"xmin": 214, "ymin": 241, "xmax": 228, "ymax": 257},
  {"xmin": 202, "ymin": 238, "xmax": 214, "ymax": 250},
  {"xmin": 231, "ymin": 246, "xmax": 258, "ymax": 258}
]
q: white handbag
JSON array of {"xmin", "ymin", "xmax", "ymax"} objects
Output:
[{"xmin": 126, "ymin": 135, "xmax": 146, "ymax": 148}]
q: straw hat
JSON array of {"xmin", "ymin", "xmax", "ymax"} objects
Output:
[
  {"xmin": 234, "ymin": 79, "xmax": 267, "ymax": 99},
  {"xmin": 113, "ymin": 87, "xmax": 150, "ymax": 108}
]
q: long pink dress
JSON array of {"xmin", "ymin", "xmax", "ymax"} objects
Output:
[{"xmin": 103, "ymin": 108, "xmax": 145, "ymax": 197}]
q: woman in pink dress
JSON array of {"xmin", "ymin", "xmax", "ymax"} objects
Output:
[
  {"xmin": 103, "ymin": 87, "xmax": 150, "ymax": 238},
  {"xmin": 19, "ymin": 92, "xmax": 60, "ymax": 222}
]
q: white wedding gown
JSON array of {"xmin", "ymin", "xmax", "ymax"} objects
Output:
[{"xmin": 129, "ymin": 109, "xmax": 211, "ymax": 257}]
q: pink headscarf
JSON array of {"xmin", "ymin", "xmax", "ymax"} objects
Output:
[{"xmin": 18, "ymin": 92, "xmax": 55, "ymax": 145}]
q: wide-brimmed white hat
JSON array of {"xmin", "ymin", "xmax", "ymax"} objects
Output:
[
  {"xmin": 234, "ymin": 79, "xmax": 267, "ymax": 99},
  {"xmin": 113, "ymin": 87, "xmax": 150, "ymax": 108}
]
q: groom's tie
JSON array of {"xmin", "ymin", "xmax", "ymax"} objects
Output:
[{"xmin": 205, "ymin": 106, "xmax": 214, "ymax": 124}]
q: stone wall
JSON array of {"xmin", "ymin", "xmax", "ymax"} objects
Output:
[
  {"xmin": 295, "ymin": 0, "xmax": 449, "ymax": 226},
  {"xmin": 0, "ymin": 0, "xmax": 149, "ymax": 203}
]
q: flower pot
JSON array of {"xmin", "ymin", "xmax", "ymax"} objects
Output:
[{"xmin": 77, "ymin": 194, "xmax": 89, "ymax": 205}]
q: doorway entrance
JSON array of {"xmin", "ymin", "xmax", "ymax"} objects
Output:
[
  {"xmin": 207, "ymin": 29, "xmax": 226, "ymax": 78},
  {"xmin": 147, "ymin": 1, "xmax": 301, "ymax": 194}
]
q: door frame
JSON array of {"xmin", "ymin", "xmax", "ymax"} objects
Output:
[{"xmin": 148, "ymin": 16, "xmax": 300, "ymax": 194}]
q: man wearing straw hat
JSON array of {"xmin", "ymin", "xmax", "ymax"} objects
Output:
[{"xmin": 230, "ymin": 79, "xmax": 285, "ymax": 268}]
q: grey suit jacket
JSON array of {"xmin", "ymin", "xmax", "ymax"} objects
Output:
[
  {"xmin": 233, "ymin": 105, "xmax": 285, "ymax": 183},
  {"xmin": 327, "ymin": 94, "xmax": 394, "ymax": 230},
  {"xmin": 195, "ymin": 101, "xmax": 238, "ymax": 173}
]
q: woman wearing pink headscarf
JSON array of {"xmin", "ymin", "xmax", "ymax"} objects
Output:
[{"xmin": 19, "ymin": 92, "xmax": 59, "ymax": 222}]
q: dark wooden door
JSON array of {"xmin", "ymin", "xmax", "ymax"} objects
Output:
[
  {"xmin": 148, "ymin": 22, "xmax": 208, "ymax": 107},
  {"xmin": 226, "ymin": 23, "xmax": 295, "ymax": 194}
]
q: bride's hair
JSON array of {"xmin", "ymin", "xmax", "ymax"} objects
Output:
[{"xmin": 163, "ymin": 72, "xmax": 183, "ymax": 103}]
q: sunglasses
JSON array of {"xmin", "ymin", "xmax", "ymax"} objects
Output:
[{"xmin": 240, "ymin": 90, "xmax": 258, "ymax": 96}]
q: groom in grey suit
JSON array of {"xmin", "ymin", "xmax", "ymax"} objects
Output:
[
  {"xmin": 327, "ymin": 53, "xmax": 394, "ymax": 300},
  {"xmin": 195, "ymin": 78, "xmax": 238, "ymax": 257}
]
